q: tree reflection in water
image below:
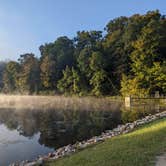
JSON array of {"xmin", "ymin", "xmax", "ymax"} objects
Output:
[
  {"xmin": 0, "ymin": 102, "xmax": 164, "ymax": 150},
  {"xmin": 0, "ymin": 108, "xmax": 122, "ymax": 149}
]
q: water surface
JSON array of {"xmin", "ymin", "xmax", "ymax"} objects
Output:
[{"xmin": 0, "ymin": 101, "xmax": 165, "ymax": 165}]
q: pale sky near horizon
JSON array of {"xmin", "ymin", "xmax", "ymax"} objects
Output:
[{"xmin": 0, "ymin": 0, "xmax": 165, "ymax": 61}]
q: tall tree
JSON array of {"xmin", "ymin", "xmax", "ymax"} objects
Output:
[
  {"xmin": 104, "ymin": 16, "xmax": 129, "ymax": 82},
  {"xmin": 89, "ymin": 52, "xmax": 111, "ymax": 96},
  {"xmin": 3, "ymin": 61, "xmax": 20, "ymax": 93},
  {"xmin": 74, "ymin": 31, "xmax": 103, "ymax": 92},
  {"xmin": 121, "ymin": 11, "xmax": 166, "ymax": 96},
  {"xmin": 40, "ymin": 36, "xmax": 75, "ymax": 90},
  {"xmin": 17, "ymin": 53, "xmax": 40, "ymax": 94},
  {"xmin": 57, "ymin": 66, "xmax": 81, "ymax": 95}
]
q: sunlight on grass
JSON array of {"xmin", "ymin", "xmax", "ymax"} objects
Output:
[
  {"xmin": 123, "ymin": 119, "xmax": 166, "ymax": 138},
  {"xmin": 46, "ymin": 118, "xmax": 166, "ymax": 166}
]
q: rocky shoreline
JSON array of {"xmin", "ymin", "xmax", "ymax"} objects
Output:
[{"xmin": 10, "ymin": 111, "xmax": 166, "ymax": 166}]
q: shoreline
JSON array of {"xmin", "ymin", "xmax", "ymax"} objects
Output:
[{"xmin": 11, "ymin": 110, "xmax": 166, "ymax": 166}]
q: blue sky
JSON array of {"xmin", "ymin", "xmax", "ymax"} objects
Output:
[{"xmin": 0, "ymin": 0, "xmax": 165, "ymax": 61}]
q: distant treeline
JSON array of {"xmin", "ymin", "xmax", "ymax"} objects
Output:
[{"xmin": 0, "ymin": 10, "xmax": 165, "ymax": 96}]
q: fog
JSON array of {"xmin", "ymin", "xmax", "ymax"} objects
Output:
[{"xmin": 0, "ymin": 95, "xmax": 122, "ymax": 111}]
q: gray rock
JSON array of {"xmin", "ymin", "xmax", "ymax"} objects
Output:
[
  {"xmin": 25, "ymin": 162, "xmax": 37, "ymax": 166},
  {"xmin": 36, "ymin": 158, "xmax": 43, "ymax": 165}
]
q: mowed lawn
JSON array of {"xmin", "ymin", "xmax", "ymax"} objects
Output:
[{"xmin": 45, "ymin": 118, "xmax": 166, "ymax": 166}]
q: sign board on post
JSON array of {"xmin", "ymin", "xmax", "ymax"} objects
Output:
[
  {"xmin": 155, "ymin": 91, "xmax": 160, "ymax": 98},
  {"xmin": 125, "ymin": 96, "xmax": 131, "ymax": 108}
]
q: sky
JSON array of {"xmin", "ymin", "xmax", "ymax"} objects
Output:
[{"xmin": 0, "ymin": 0, "xmax": 165, "ymax": 61}]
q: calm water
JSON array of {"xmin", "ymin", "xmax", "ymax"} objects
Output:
[{"xmin": 0, "ymin": 102, "xmax": 165, "ymax": 165}]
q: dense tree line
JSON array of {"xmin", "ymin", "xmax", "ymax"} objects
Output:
[{"xmin": 0, "ymin": 10, "xmax": 166, "ymax": 96}]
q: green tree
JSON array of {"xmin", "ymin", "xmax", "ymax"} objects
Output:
[
  {"xmin": 128, "ymin": 12, "xmax": 166, "ymax": 95},
  {"xmin": 120, "ymin": 74, "xmax": 148, "ymax": 97},
  {"xmin": 103, "ymin": 16, "xmax": 129, "ymax": 90},
  {"xmin": 40, "ymin": 36, "xmax": 75, "ymax": 90},
  {"xmin": 75, "ymin": 31, "xmax": 103, "ymax": 93},
  {"xmin": 3, "ymin": 61, "xmax": 20, "ymax": 93},
  {"xmin": 89, "ymin": 51, "xmax": 111, "ymax": 96},
  {"xmin": 17, "ymin": 53, "xmax": 40, "ymax": 94},
  {"xmin": 90, "ymin": 70, "xmax": 110, "ymax": 96},
  {"xmin": 89, "ymin": 52, "xmax": 105, "ymax": 72},
  {"xmin": 145, "ymin": 62, "xmax": 166, "ymax": 94},
  {"xmin": 57, "ymin": 66, "xmax": 81, "ymax": 95},
  {"xmin": 40, "ymin": 55, "xmax": 56, "ymax": 89}
]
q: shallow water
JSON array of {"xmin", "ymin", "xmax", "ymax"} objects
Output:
[{"xmin": 0, "ymin": 102, "xmax": 165, "ymax": 165}]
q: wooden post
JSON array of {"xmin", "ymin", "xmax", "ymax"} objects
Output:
[
  {"xmin": 125, "ymin": 96, "xmax": 131, "ymax": 108},
  {"xmin": 155, "ymin": 91, "xmax": 160, "ymax": 98}
]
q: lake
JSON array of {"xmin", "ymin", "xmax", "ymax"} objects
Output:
[{"xmin": 0, "ymin": 97, "xmax": 165, "ymax": 165}]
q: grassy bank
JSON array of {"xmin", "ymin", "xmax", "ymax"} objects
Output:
[{"xmin": 45, "ymin": 118, "xmax": 166, "ymax": 166}]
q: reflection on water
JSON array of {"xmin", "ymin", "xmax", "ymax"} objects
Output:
[
  {"xmin": 0, "ymin": 124, "xmax": 53, "ymax": 166},
  {"xmin": 0, "ymin": 101, "xmax": 165, "ymax": 165}
]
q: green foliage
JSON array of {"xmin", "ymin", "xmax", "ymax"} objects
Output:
[
  {"xmin": 74, "ymin": 31, "xmax": 102, "ymax": 51},
  {"xmin": 40, "ymin": 55, "xmax": 56, "ymax": 89},
  {"xmin": 17, "ymin": 54, "xmax": 40, "ymax": 94},
  {"xmin": 120, "ymin": 75, "xmax": 148, "ymax": 97},
  {"xmin": 40, "ymin": 36, "xmax": 74, "ymax": 90},
  {"xmin": 124, "ymin": 11, "xmax": 166, "ymax": 96},
  {"xmin": 77, "ymin": 48, "xmax": 92, "ymax": 78},
  {"xmin": 89, "ymin": 52, "xmax": 111, "ymax": 96},
  {"xmin": 3, "ymin": 61, "xmax": 20, "ymax": 92},
  {"xmin": 57, "ymin": 66, "xmax": 81, "ymax": 95},
  {"xmin": 75, "ymin": 31, "xmax": 103, "ymax": 92},
  {"xmin": 90, "ymin": 70, "xmax": 110, "ymax": 96},
  {"xmin": 120, "ymin": 62, "xmax": 166, "ymax": 96},
  {"xmin": 146, "ymin": 62, "xmax": 166, "ymax": 94},
  {"xmin": 0, "ymin": 10, "xmax": 165, "ymax": 96},
  {"xmin": 89, "ymin": 52, "xmax": 105, "ymax": 72}
]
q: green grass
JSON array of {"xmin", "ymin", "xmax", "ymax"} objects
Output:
[{"xmin": 45, "ymin": 118, "xmax": 166, "ymax": 166}]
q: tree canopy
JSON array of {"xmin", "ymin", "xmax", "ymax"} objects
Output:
[{"xmin": 1, "ymin": 10, "xmax": 165, "ymax": 96}]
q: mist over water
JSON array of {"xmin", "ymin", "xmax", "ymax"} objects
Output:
[{"xmin": 0, "ymin": 95, "xmax": 122, "ymax": 111}]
